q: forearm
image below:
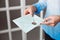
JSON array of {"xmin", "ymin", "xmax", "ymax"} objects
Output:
[
  {"xmin": 59, "ymin": 16, "xmax": 60, "ymax": 22},
  {"xmin": 33, "ymin": 2, "xmax": 42, "ymax": 14},
  {"xmin": 33, "ymin": 0, "xmax": 47, "ymax": 14},
  {"xmin": 57, "ymin": 15, "xmax": 60, "ymax": 22},
  {"xmin": 29, "ymin": 5, "xmax": 37, "ymax": 13}
]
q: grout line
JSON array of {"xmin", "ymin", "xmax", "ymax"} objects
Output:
[
  {"xmin": 0, "ymin": 30, "xmax": 9, "ymax": 34},
  {"xmin": 39, "ymin": 0, "xmax": 44, "ymax": 40},
  {"xmin": 0, "ymin": 6, "xmax": 29, "ymax": 11},
  {"xmin": 22, "ymin": 31, "xmax": 27, "ymax": 40},
  {"xmin": 11, "ymin": 28, "xmax": 21, "ymax": 31},
  {"xmin": 6, "ymin": 0, "xmax": 12, "ymax": 40},
  {"xmin": 0, "ymin": 8, "xmax": 7, "ymax": 11},
  {"xmin": 40, "ymin": 11, "xmax": 44, "ymax": 40},
  {"xmin": 0, "ymin": 28, "xmax": 21, "ymax": 34},
  {"xmin": 21, "ymin": 0, "xmax": 27, "ymax": 40}
]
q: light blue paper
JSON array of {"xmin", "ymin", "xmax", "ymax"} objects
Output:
[{"xmin": 13, "ymin": 14, "xmax": 44, "ymax": 33}]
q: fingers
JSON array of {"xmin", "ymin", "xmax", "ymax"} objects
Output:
[
  {"xmin": 40, "ymin": 21, "xmax": 51, "ymax": 25},
  {"xmin": 44, "ymin": 17, "xmax": 51, "ymax": 21},
  {"xmin": 40, "ymin": 17, "xmax": 55, "ymax": 26},
  {"xmin": 48, "ymin": 24, "xmax": 55, "ymax": 26},
  {"xmin": 29, "ymin": 9, "xmax": 34, "ymax": 16},
  {"xmin": 40, "ymin": 22, "xmax": 55, "ymax": 26},
  {"xmin": 40, "ymin": 20, "xmax": 56, "ymax": 26},
  {"xmin": 24, "ymin": 8, "xmax": 33, "ymax": 16},
  {"xmin": 41, "ymin": 17, "xmax": 51, "ymax": 25},
  {"xmin": 24, "ymin": 6, "xmax": 36, "ymax": 16},
  {"xmin": 24, "ymin": 9, "xmax": 28, "ymax": 15},
  {"xmin": 40, "ymin": 16, "xmax": 59, "ymax": 26}
]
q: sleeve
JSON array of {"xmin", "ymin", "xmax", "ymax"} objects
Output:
[{"xmin": 33, "ymin": 0, "xmax": 47, "ymax": 14}]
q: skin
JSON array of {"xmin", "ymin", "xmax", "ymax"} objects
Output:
[
  {"xmin": 41, "ymin": 15, "xmax": 60, "ymax": 26},
  {"xmin": 24, "ymin": 5, "xmax": 36, "ymax": 16},
  {"xmin": 24, "ymin": 5, "xmax": 60, "ymax": 26}
]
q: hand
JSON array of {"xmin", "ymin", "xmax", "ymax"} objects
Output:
[
  {"xmin": 24, "ymin": 5, "xmax": 36, "ymax": 16},
  {"xmin": 41, "ymin": 15, "xmax": 60, "ymax": 26}
]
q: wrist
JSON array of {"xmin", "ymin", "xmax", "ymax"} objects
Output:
[
  {"xmin": 29, "ymin": 5, "xmax": 37, "ymax": 15},
  {"xmin": 31, "ymin": 5, "xmax": 37, "ymax": 12},
  {"xmin": 57, "ymin": 16, "xmax": 60, "ymax": 22},
  {"xmin": 59, "ymin": 16, "xmax": 60, "ymax": 22}
]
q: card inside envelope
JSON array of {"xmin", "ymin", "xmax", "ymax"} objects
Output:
[{"xmin": 13, "ymin": 14, "xmax": 44, "ymax": 33}]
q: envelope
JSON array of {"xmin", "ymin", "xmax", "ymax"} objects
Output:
[{"xmin": 13, "ymin": 14, "xmax": 44, "ymax": 33}]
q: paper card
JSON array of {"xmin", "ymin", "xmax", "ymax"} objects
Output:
[{"xmin": 13, "ymin": 14, "xmax": 44, "ymax": 33}]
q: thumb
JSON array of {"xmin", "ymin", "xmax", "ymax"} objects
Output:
[
  {"xmin": 30, "ymin": 10, "xmax": 34, "ymax": 17},
  {"xmin": 44, "ymin": 17, "xmax": 51, "ymax": 22},
  {"xmin": 40, "ymin": 17, "xmax": 51, "ymax": 25}
]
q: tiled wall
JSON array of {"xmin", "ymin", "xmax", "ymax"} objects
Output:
[{"xmin": 0, "ymin": 0, "xmax": 44, "ymax": 40}]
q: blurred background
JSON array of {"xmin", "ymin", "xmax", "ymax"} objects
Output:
[{"xmin": 0, "ymin": 0, "xmax": 45, "ymax": 40}]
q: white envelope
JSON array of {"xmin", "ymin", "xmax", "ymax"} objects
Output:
[{"xmin": 13, "ymin": 14, "xmax": 44, "ymax": 33}]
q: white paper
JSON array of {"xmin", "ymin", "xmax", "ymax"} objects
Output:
[{"xmin": 13, "ymin": 14, "xmax": 44, "ymax": 33}]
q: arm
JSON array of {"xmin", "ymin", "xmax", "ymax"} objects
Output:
[
  {"xmin": 33, "ymin": 0, "xmax": 47, "ymax": 14},
  {"xmin": 59, "ymin": 16, "xmax": 60, "ymax": 22},
  {"xmin": 24, "ymin": 0, "xmax": 47, "ymax": 16},
  {"xmin": 41, "ymin": 15, "xmax": 60, "ymax": 26}
]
